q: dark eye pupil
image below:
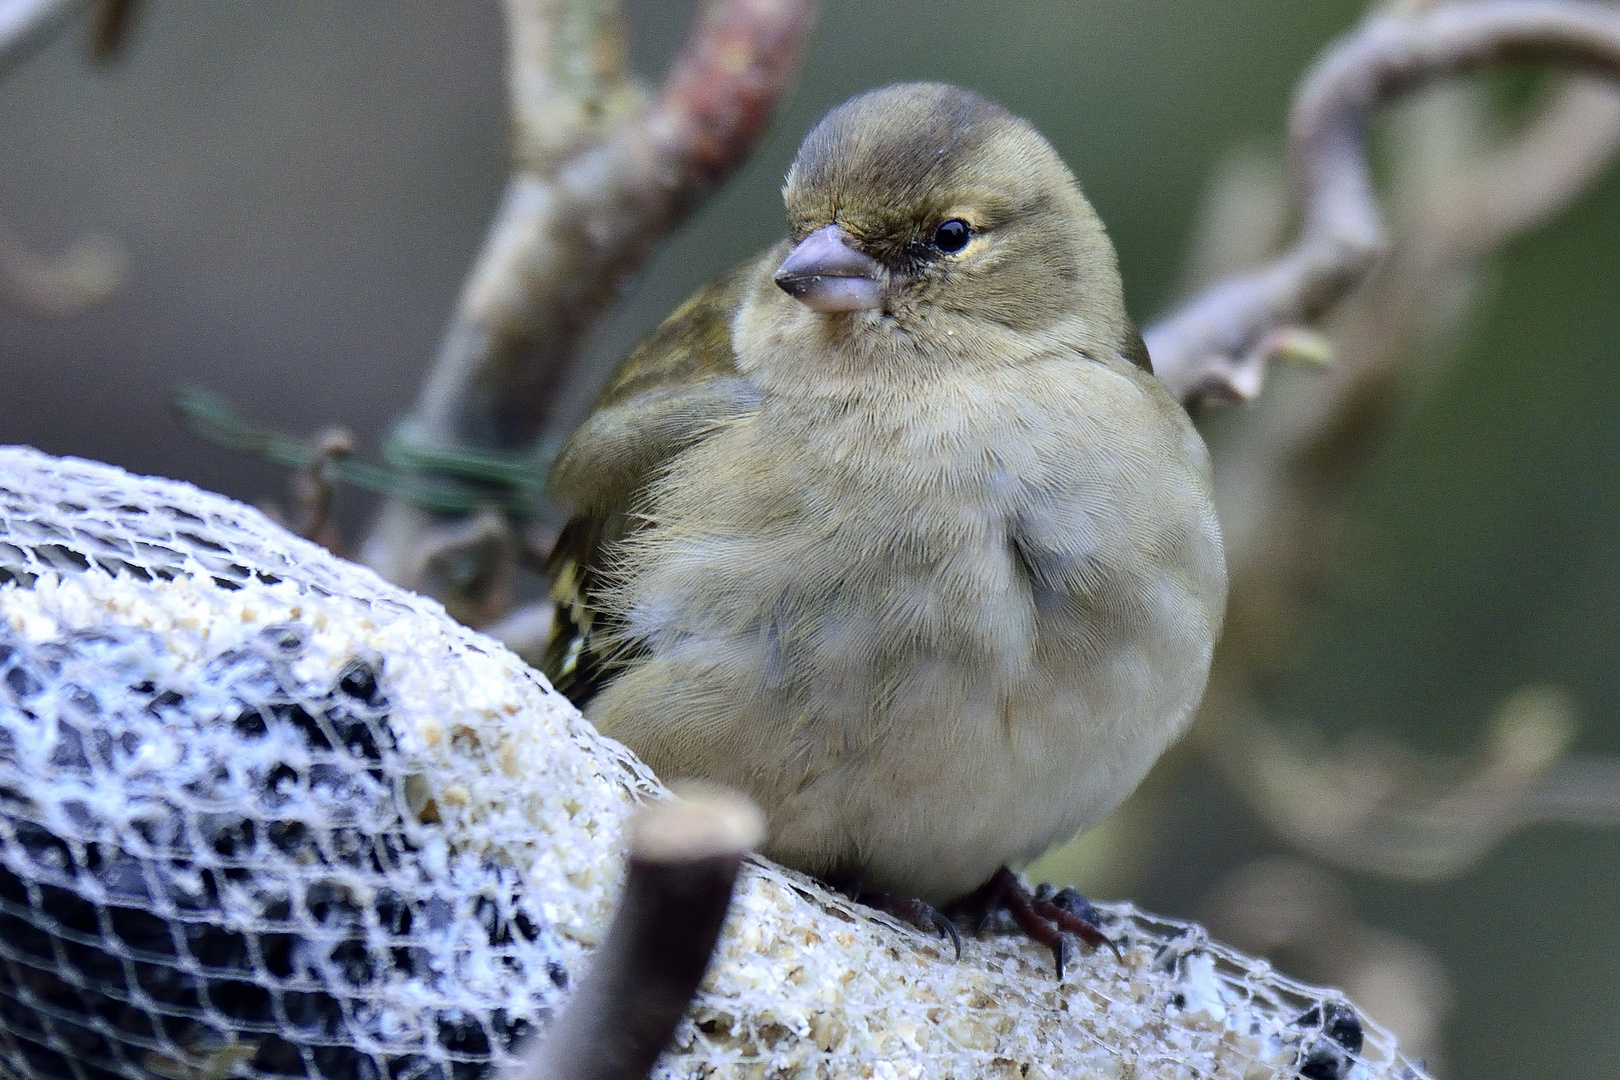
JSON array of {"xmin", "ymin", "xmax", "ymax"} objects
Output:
[{"xmin": 932, "ymin": 219, "xmax": 970, "ymax": 253}]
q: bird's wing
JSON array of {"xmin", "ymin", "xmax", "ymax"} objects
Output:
[
  {"xmin": 1123, "ymin": 321, "xmax": 1153, "ymax": 373},
  {"xmin": 541, "ymin": 258, "xmax": 765, "ymax": 704}
]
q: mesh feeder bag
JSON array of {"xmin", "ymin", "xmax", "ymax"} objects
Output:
[{"xmin": 0, "ymin": 446, "xmax": 1432, "ymax": 1080}]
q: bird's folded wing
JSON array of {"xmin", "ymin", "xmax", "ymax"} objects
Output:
[{"xmin": 542, "ymin": 259, "xmax": 764, "ymax": 704}]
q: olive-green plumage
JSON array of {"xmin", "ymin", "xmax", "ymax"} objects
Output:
[{"xmin": 545, "ymin": 83, "xmax": 1226, "ymax": 906}]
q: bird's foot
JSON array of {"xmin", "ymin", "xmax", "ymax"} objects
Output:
[
  {"xmin": 948, "ymin": 866, "xmax": 1120, "ymax": 978},
  {"xmin": 837, "ymin": 884, "xmax": 963, "ymax": 959}
]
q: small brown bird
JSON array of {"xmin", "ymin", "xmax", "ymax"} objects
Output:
[{"xmin": 544, "ymin": 83, "xmax": 1226, "ymax": 968}]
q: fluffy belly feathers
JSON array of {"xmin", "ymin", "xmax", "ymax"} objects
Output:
[{"xmin": 587, "ymin": 364, "xmax": 1224, "ymax": 904}]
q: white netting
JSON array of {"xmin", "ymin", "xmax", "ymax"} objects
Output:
[{"xmin": 0, "ymin": 446, "xmax": 1433, "ymax": 1080}]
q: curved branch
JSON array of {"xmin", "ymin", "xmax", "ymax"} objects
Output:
[
  {"xmin": 1148, "ymin": 0, "xmax": 1620, "ymax": 404},
  {"xmin": 1439, "ymin": 74, "xmax": 1620, "ymax": 254},
  {"xmin": 1171, "ymin": 56, "xmax": 1620, "ymax": 887},
  {"xmin": 403, "ymin": 0, "xmax": 815, "ymax": 455}
]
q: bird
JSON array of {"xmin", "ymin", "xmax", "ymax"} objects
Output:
[{"xmin": 542, "ymin": 82, "xmax": 1226, "ymax": 972}]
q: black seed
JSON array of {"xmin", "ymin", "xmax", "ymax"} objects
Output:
[
  {"xmin": 336, "ymin": 659, "xmax": 383, "ymax": 706},
  {"xmin": 1294, "ymin": 1002, "xmax": 1364, "ymax": 1080},
  {"xmin": 5, "ymin": 662, "xmax": 42, "ymax": 698},
  {"xmin": 1295, "ymin": 1002, "xmax": 1364, "ymax": 1054},
  {"xmin": 261, "ymin": 623, "xmax": 308, "ymax": 654},
  {"xmin": 232, "ymin": 707, "xmax": 269, "ymax": 737}
]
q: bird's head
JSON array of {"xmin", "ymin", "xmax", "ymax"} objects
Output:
[{"xmin": 737, "ymin": 82, "xmax": 1133, "ymax": 389}]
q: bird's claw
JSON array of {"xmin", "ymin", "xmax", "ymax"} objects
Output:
[
  {"xmin": 931, "ymin": 907, "xmax": 964, "ymax": 960},
  {"xmin": 953, "ymin": 867, "xmax": 1120, "ymax": 976},
  {"xmin": 835, "ymin": 869, "xmax": 1115, "ymax": 973},
  {"xmin": 848, "ymin": 888, "xmax": 963, "ymax": 960}
]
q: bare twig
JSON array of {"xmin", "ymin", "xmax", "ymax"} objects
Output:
[
  {"xmin": 1200, "ymin": 685, "xmax": 1577, "ymax": 881},
  {"xmin": 1148, "ymin": 0, "xmax": 1620, "ymax": 405},
  {"xmin": 0, "ymin": 0, "xmax": 90, "ymax": 77},
  {"xmin": 502, "ymin": 0, "xmax": 641, "ymax": 173},
  {"xmin": 403, "ymin": 0, "xmax": 815, "ymax": 451},
  {"xmin": 1437, "ymin": 74, "xmax": 1620, "ymax": 252},
  {"xmin": 1185, "ymin": 65, "xmax": 1620, "ymax": 880},
  {"xmin": 291, "ymin": 425, "xmax": 354, "ymax": 549},
  {"xmin": 363, "ymin": 0, "xmax": 814, "ymax": 596},
  {"xmin": 510, "ymin": 786, "xmax": 765, "ymax": 1080}
]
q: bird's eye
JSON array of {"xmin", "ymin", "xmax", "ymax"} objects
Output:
[{"xmin": 931, "ymin": 219, "xmax": 971, "ymax": 254}]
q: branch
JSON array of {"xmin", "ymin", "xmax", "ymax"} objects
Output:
[
  {"xmin": 401, "ymin": 0, "xmax": 814, "ymax": 456},
  {"xmin": 1436, "ymin": 73, "xmax": 1620, "ymax": 254},
  {"xmin": 363, "ymin": 0, "xmax": 813, "ymax": 601},
  {"xmin": 289, "ymin": 425, "xmax": 354, "ymax": 550},
  {"xmin": 509, "ymin": 787, "xmax": 765, "ymax": 1080},
  {"xmin": 1148, "ymin": 0, "xmax": 1620, "ymax": 405},
  {"xmin": 1200, "ymin": 685, "xmax": 1579, "ymax": 881},
  {"xmin": 1525, "ymin": 754, "xmax": 1620, "ymax": 825}
]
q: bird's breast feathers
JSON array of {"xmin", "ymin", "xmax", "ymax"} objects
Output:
[{"xmin": 585, "ymin": 354, "xmax": 1224, "ymax": 899}]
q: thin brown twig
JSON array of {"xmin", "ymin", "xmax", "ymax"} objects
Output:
[
  {"xmin": 1148, "ymin": 0, "xmax": 1620, "ymax": 405},
  {"xmin": 510, "ymin": 787, "xmax": 765, "ymax": 1080}
]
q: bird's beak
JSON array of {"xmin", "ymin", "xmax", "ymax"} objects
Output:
[{"xmin": 773, "ymin": 224, "xmax": 884, "ymax": 313}]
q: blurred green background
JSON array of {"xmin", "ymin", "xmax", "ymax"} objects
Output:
[{"xmin": 2, "ymin": 2, "xmax": 1617, "ymax": 1076}]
